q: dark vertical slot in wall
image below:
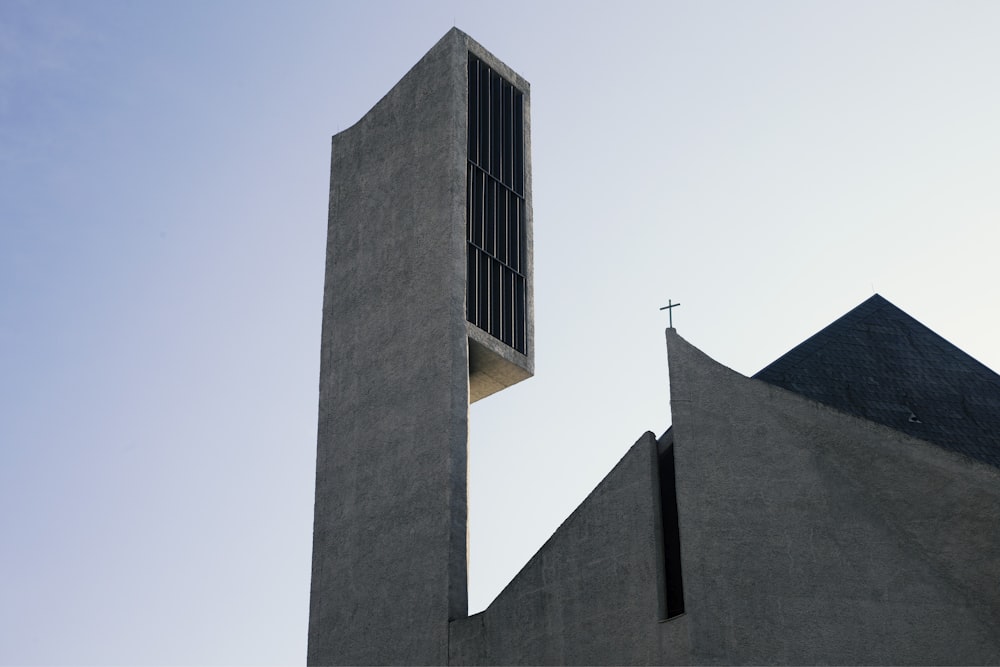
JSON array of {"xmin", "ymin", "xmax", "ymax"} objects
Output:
[
  {"xmin": 490, "ymin": 261, "xmax": 502, "ymax": 341},
  {"xmin": 659, "ymin": 442, "xmax": 685, "ymax": 619},
  {"xmin": 496, "ymin": 189, "xmax": 508, "ymax": 265},
  {"xmin": 498, "ymin": 268, "xmax": 509, "ymax": 346},
  {"xmin": 466, "ymin": 166, "xmax": 476, "ymax": 323},
  {"xmin": 514, "ymin": 275, "xmax": 525, "ymax": 352},
  {"xmin": 502, "ymin": 83, "xmax": 513, "ymax": 188},
  {"xmin": 484, "ymin": 179, "xmax": 496, "ymax": 256},
  {"xmin": 466, "ymin": 53, "xmax": 526, "ymax": 354},
  {"xmin": 473, "ymin": 169, "xmax": 484, "ymax": 248},
  {"xmin": 477, "ymin": 250, "xmax": 489, "ymax": 331},
  {"xmin": 468, "ymin": 57, "xmax": 478, "ymax": 165},
  {"xmin": 513, "ymin": 90, "xmax": 524, "ymax": 197},
  {"xmin": 467, "ymin": 251, "xmax": 477, "ymax": 321},
  {"xmin": 506, "ymin": 270, "xmax": 516, "ymax": 346},
  {"xmin": 466, "ymin": 165, "xmax": 474, "ymax": 243},
  {"xmin": 511, "ymin": 192, "xmax": 519, "ymax": 270},
  {"xmin": 478, "ymin": 60, "xmax": 489, "ymax": 170},
  {"xmin": 490, "ymin": 71, "xmax": 502, "ymax": 178}
]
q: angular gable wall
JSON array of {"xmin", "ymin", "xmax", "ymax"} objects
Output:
[
  {"xmin": 449, "ymin": 432, "xmax": 690, "ymax": 664},
  {"xmin": 669, "ymin": 328, "xmax": 1000, "ymax": 664}
]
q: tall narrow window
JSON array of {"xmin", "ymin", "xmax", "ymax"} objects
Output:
[
  {"xmin": 658, "ymin": 437, "xmax": 685, "ymax": 620},
  {"xmin": 466, "ymin": 53, "xmax": 526, "ymax": 354}
]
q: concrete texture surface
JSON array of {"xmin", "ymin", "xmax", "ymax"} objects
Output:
[
  {"xmin": 449, "ymin": 432, "xmax": 690, "ymax": 665},
  {"xmin": 667, "ymin": 327, "xmax": 1000, "ymax": 665},
  {"xmin": 468, "ymin": 322, "xmax": 533, "ymax": 402},
  {"xmin": 307, "ymin": 28, "xmax": 470, "ymax": 666},
  {"xmin": 308, "ymin": 28, "xmax": 533, "ymax": 665}
]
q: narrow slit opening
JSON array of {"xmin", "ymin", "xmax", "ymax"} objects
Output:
[{"xmin": 657, "ymin": 433, "xmax": 685, "ymax": 620}]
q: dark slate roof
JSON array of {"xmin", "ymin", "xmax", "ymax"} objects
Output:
[{"xmin": 753, "ymin": 294, "xmax": 1000, "ymax": 468}]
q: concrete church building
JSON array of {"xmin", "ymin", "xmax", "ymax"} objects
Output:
[{"xmin": 307, "ymin": 28, "xmax": 1000, "ymax": 665}]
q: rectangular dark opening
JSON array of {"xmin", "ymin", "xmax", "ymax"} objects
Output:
[
  {"xmin": 513, "ymin": 90, "xmax": 524, "ymax": 197},
  {"xmin": 495, "ymin": 188, "xmax": 508, "ymax": 265},
  {"xmin": 513, "ymin": 274, "xmax": 525, "ymax": 352},
  {"xmin": 468, "ymin": 57, "xmax": 478, "ymax": 165},
  {"xmin": 466, "ymin": 165, "xmax": 474, "ymax": 243},
  {"xmin": 489, "ymin": 259, "xmax": 501, "ymax": 338},
  {"xmin": 508, "ymin": 197, "xmax": 520, "ymax": 273},
  {"xmin": 478, "ymin": 59, "xmax": 489, "ymax": 170},
  {"xmin": 490, "ymin": 70, "xmax": 502, "ymax": 177},
  {"xmin": 473, "ymin": 168, "xmax": 484, "ymax": 247},
  {"xmin": 502, "ymin": 81, "xmax": 513, "ymax": 188},
  {"xmin": 658, "ymin": 434, "xmax": 685, "ymax": 620},
  {"xmin": 466, "ymin": 52, "xmax": 527, "ymax": 354},
  {"xmin": 477, "ymin": 249, "xmax": 489, "ymax": 330},
  {"xmin": 483, "ymin": 177, "xmax": 496, "ymax": 255}
]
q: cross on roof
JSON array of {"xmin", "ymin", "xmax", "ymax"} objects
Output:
[{"xmin": 660, "ymin": 299, "xmax": 681, "ymax": 328}]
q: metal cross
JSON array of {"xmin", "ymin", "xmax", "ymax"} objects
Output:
[{"xmin": 659, "ymin": 299, "xmax": 681, "ymax": 328}]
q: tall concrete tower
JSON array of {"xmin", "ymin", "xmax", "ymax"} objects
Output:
[{"xmin": 307, "ymin": 29, "xmax": 532, "ymax": 665}]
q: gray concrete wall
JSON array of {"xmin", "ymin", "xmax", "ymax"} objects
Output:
[
  {"xmin": 308, "ymin": 27, "xmax": 535, "ymax": 666},
  {"xmin": 666, "ymin": 328, "xmax": 1000, "ymax": 665},
  {"xmin": 307, "ymin": 29, "xmax": 471, "ymax": 666},
  {"xmin": 447, "ymin": 330, "xmax": 1000, "ymax": 665},
  {"xmin": 449, "ymin": 432, "xmax": 691, "ymax": 665}
]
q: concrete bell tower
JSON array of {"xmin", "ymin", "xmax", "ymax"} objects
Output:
[{"xmin": 307, "ymin": 28, "xmax": 532, "ymax": 665}]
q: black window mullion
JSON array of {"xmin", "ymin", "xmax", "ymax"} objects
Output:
[
  {"xmin": 507, "ymin": 191, "xmax": 517, "ymax": 273},
  {"xmin": 513, "ymin": 90, "xmax": 523, "ymax": 196},
  {"xmin": 496, "ymin": 187, "xmax": 508, "ymax": 266},
  {"xmin": 514, "ymin": 274, "xmax": 525, "ymax": 353},
  {"xmin": 479, "ymin": 62, "xmax": 489, "ymax": 170},
  {"xmin": 468, "ymin": 56, "xmax": 478, "ymax": 165},
  {"xmin": 467, "ymin": 246, "xmax": 477, "ymax": 323},
  {"xmin": 478, "ymin": 249, "xmax": 490, "ymax": 330},
  {"xmin": 472, "ymin": 170, "xmax": 486, "ymax": 248},
  {"xmin": 484, "ymin": 177, "xmax": 495, "ymax": 255},
  {"xmin": 503, "ymin": 81, "xmax": 513, "ymax": 189},
  {"xmin": 490, "ymin": 259, "xmax": 501, "ymax": 339},
  {"xmin": 466, "ymin": 164, "xmax": 473, "ymax": 242},
  {"xmin": 490, "ymin": 70, "xmax": 501, "ymax": 178}
]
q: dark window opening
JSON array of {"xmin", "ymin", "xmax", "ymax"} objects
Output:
[
  {"xmin": 466, "ymin": 53, "xmax": 526, "ymax": 354},
  {"xmin": 658, "ymin": 434, "xmax": 685, "ymax": 620}
]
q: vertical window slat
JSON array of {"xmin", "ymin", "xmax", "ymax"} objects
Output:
[
  {"xmin": 484, "ymin": 177, "xmax": 495, "ymax": 255},
  {"xmin": 490, "ymin": 259, "xmax": 501, "ymax": 340},
  {"xmin": 467, "ymin": 247, "xmax": 477, "ymax": 323},
  {"xmin": 468, "ymin": 56, "xmax": 478, "ymax": 166},
  {"xmin": 496, "ymin": 187, "xmax": 507, "ymax": 265},
  {"xmin": 513, "ymin": 90, "xmax": 523, "ymax": 197},
  {"xmin": 514, "ymin": 275, "xmax": 525, "ymax": 352},
  {"xmin": 466, "ymin": 164, "xmax": 473, "ymax": 243},
  {"xmin": 478, "ymin": 249, "xmax": 490, "ymax": 330},
  {"xmin": 503, "ymin": 82, "xmax": 513, "ymax": 189},
  {"xmin": 507, "ymin": 193, "xmax": 518, "ymax": 273},
  {"xmin": 479, "ymin": 61, "xmax": 489, "ymax": 170},
  {"xmin": 491, "ymin": 70, "xmax": 501, "ymax": 178}
]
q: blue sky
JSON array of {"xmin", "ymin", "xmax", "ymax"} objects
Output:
[{"xmin": 3, "ymin": 1, "xmax": 1000, "ymax": 663}]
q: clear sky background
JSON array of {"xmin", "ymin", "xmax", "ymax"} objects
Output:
[{"xmin": 3, "ymin": 1, "xmax": 1000, "ymax": 664}]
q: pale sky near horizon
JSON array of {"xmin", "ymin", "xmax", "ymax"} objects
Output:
[{"xmin": 3, "ymin": 1, "xmax": 1000, "ymax": 664}]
